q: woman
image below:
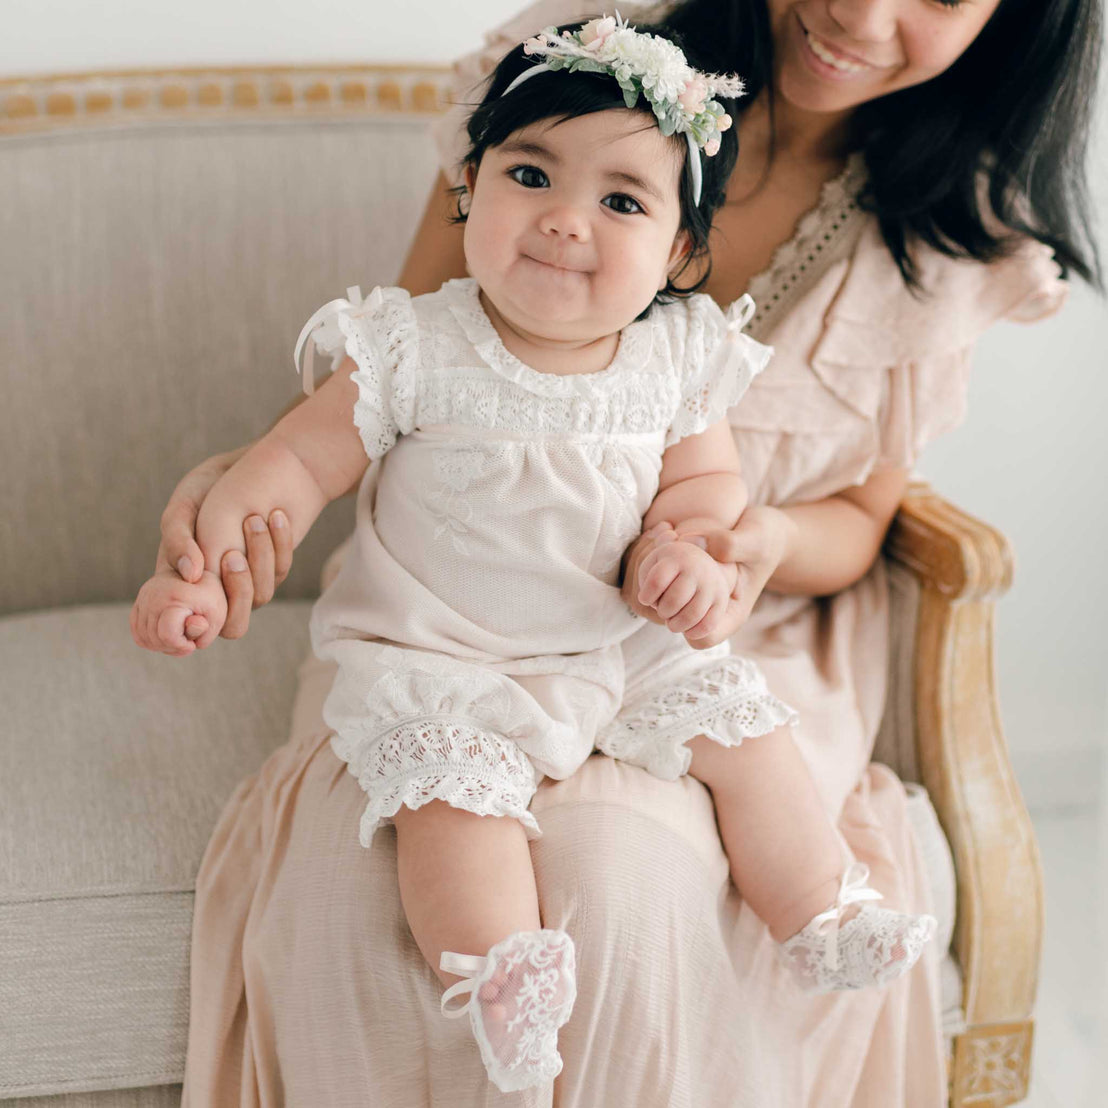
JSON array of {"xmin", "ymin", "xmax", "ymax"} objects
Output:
[{"xmin": 173, "ymin": 0, "xmax": 1101, "ymax": 1104}]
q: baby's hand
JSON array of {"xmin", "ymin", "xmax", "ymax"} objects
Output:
[
  {"xmin": 636, "ymin": 537, "xmax": 739, "ymax": 644},
  {"xmin": 130, "ymin": 566, "xmax": 229, "ymax": 656}
]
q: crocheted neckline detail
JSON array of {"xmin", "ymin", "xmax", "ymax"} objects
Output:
[
  {"xmin": 441, "ymin": 278, "xmax": 656, "ymax": 395},
  {"xmin": 744, "ymin": 152, "xmax": 867, "ymax": 341}
]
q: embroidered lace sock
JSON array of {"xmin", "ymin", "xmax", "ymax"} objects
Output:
[
  {"xmin": 440, "ymin": 928, "xmax": 577, "ymax": 1093},
  {"xmin": 777, "ymin": 863, "xmax": 937, "ymax": 994}
]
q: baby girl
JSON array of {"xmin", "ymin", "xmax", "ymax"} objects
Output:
[{"xmin": 133, "ymin": 16, "xmax": 934, "ymax": 1093}]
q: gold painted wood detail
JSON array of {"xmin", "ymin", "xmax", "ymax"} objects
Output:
[
  {"xmin": 1, "ymin": 65, "xmax": 451, "ymax": 134},
  {"xmin": 885, "ymin": 483, "xmax": 1043, "ymax": 1107},
  {"xmin": 950, "ymin": 1022, "xmax": 1033, "ymax": 1107}
]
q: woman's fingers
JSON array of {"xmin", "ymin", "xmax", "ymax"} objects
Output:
[
  {"xmin": 219, "ymin": 550, "xmax": 254, "ymax": 639},
  {"xmin": 269, "ymin": 510, "xmax": 293, "ymax": 588},
  {"xmin": 160, "ymin": 510, "xmax": 205, "ymax": 584},
  {"xmin": 244, "ymin": 516, "xmax": 276, "ymax": 606},
  {"xmin": 159, "ymin": 474, "xmax": 215, "ymax": 583}
]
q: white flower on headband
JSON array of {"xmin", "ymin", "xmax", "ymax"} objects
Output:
[{"xmin": 519, "ymin": 12, "xmax": 743, "ymax": 156}]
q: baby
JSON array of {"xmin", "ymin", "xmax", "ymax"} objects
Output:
[{"xmin": 133, "ymin": 16, "xmax": 934, "ymax": 1093}]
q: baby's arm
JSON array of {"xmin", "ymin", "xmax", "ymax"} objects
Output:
[
  {"xmin": 643, "ymin": 418, "xmax": 747, "ymax": 535},
  {"xmin": 634, "ymin": 419, "xmax": 746, "ymax": 641},
  {"xmin": 132, "ymin": 358, "xmax": 369, "ymax": 654}
]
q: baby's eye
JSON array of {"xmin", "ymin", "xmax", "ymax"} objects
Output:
[
  {"xmin": 508, "ymin": 165, "xmax": 549, "ymax": 188},
  {"xmin": 602, "ymin": 193, "xmax": 644, "ymax": 215}
]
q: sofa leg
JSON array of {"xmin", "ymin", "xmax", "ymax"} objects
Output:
[{"xmin": 949, "ymin": 1021, "xmax": 1034, "ymax": 1107}]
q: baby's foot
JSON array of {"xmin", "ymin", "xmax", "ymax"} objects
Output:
[
  {"xmin": 777, "ymin": 864, "xmax": 937, "ymax": 994},
  {"xmin": 441, "ymin": 929, "xmax": 576, "ymax": 1093}
]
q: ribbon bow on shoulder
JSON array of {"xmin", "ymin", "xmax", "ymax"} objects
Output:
[{"xmin": 293, "ymin": 285, "xmax": 377, "ymax": 396}]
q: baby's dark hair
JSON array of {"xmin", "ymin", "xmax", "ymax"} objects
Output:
[{"xmin": 451, "ymin": 22, "xmax": 740, "ymax": 310}]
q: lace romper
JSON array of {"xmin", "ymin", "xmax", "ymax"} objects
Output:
[{"xmin": 306, "ymin": 277, "xmax": 796, "ymax": 846}]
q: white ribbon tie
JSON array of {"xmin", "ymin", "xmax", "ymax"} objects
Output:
[{"xmin": 807, "ymin": 862, "xmax": 884, "ymax": 972}]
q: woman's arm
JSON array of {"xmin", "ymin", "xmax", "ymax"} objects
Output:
[
  {"xmin": 622, "ymin": 467, "xmax": 910, "ymax": 648},
  {"xmin": 736, "ymin": 467, "xmax": 909, "ymax": 596}
]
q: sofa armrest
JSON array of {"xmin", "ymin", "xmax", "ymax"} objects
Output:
[{"xmin": 885, "ymin": 481, "xmax": 1042, "ymax": 1107}]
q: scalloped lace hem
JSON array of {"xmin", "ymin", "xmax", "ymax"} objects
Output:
[
  {"xmin": 326, "ymin": 717, "xmax": 541, "ymax": 847},
  {"xmin": 596, "ymin": 658, "xmax": 798, "ymax": 780},
  {"xmin": 358, "ymin": 769, "xmax": 542, "ymax": 847}
]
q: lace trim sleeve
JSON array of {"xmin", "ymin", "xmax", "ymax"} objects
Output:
[
  {"xmin": 664, "ymin": 294, "xmax": 773, "ymax": 449},
  {"xmin": 299, "ymin": 286, "xmax": 420, "ymax": 460}
]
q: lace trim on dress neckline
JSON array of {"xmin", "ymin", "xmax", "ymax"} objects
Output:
[
  {"xmin": 744, "ymin": 152, "xmax": 867, "ymax": 341},
  {"xmin": 441, "ymin": 278, "xmax": 656, "ymax": 396}
]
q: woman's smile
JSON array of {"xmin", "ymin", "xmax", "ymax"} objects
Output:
[{"xmin": 796, "ymin": 14, "xmax": 890, "ymax": 79}]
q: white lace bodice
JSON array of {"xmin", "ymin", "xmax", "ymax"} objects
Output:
[{"xmin": 307, "ymin": 279, "xmax": 770, "ymax": 661}]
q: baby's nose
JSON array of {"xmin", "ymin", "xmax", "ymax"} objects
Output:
[{"xmin": 539, "ymin": 203, "xmax": 590, "ymax": 240}]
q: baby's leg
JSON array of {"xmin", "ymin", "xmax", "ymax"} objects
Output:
[
  {"xmin": 685, "ymin": 728, "xmax": 843, "ymax": 942},
  {"xmin": 686, "ymin": 729, "xmax": 935, "ymax": 992},
  {"xmin": 392, "ymin": 800, "xmax": 540, "ymax": 987},
  {"xmin": 391, "ymin": 801, "xmax": 576, "ymax": 1093}
]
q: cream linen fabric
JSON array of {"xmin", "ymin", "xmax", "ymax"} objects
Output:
[
  {"xmin": 0, "ymin": 117, "xmax": 451, "ymax": 618},
  {"xmin": 180, "ymin": 2, "xmax": 1068, "ymax": 1105},
  {"xmin": 303, "ymin": 278, "xmax": 784, "ymax": 846},
  {"xmin": 0, "ymin": 603, "xmax": 312, "ymax": 1100}
]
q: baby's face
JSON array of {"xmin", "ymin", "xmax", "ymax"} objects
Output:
[{"xmin": 463, "ymin": 110, "xmax": 689, "ymax": 345}]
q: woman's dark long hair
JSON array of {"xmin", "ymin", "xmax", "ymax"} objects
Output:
[{"xmin": 664, "ymin": 0, "xmax": 1103, "ymax": 289}]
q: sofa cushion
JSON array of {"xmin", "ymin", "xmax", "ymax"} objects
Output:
[
  {"xmin": 0, "ymin": 601, "xmax": 964, "ymax": 1100},
  {"xmin": 0, "ymin": 602, "xmax": 312, "ymax": 1100}
]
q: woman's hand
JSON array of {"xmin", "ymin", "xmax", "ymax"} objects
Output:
[
  {"xmin": 676, "ymin": 505, "xmax": 794, "ymax": 648},
  {"xmin": 624, "ymin": 507, "xmax": 793, "ymax": 650},
  {"xmin": 156, "ymin": 447, "xmax": 294, "ymax": 643}
]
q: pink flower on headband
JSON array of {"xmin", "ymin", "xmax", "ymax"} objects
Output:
[
  {"xmin": 677, "ymin": 75, "xmax": 708, "ymax": 115},
  {"xmin": 579, "ymin": 16, "xmax": 618, "ymax": 50},
  {"xmin": 704, "ymin": 135, "xmax": 722, "ymax": 157}
]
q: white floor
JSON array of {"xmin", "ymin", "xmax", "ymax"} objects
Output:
[{"xmin": 1021, "ymin": 804, "xmax": 1108, "ymax": 1107}]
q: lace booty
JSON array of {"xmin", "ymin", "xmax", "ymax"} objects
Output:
[
  {"xmin": 440, "ymin": 928, "xmax": 577, "ymax": 1093},
  {"xmin": 778, "ymin": 863, "xmax": 937, "ymax": 994}
]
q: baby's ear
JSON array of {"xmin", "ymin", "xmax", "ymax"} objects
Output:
[{"xmin": 662, "ymin": 230, "xmax": 693, "ymax": 289}]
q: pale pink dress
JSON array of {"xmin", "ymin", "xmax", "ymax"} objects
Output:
[{"xmin": 180, "ymin": 3, "xmax": 1068, "ymax": 1105}]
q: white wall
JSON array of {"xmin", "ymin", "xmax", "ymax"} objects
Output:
[
  {"xmin": 1, "ymin": 0, "xmax": 520, "ymax": 74},
  {"xmin": 7, "ymin": 1, "xmax": 1107, "ymax": 807}
]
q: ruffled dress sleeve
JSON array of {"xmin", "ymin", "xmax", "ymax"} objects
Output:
[
  {"xmin": 296, "ymin": 286, "xmax": 420, "ymax": 461},
  {"xmin": 664, "ymin": 294, "xmax": 774, "ymax": 449},
  {"xmin": 876, "ymin": 237, "xmax": 1069, "ymax": 468}
]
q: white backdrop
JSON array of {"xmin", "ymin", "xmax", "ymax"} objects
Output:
[{"xmin": 6, "ymin": 0, "xmax": 1107, "ymax": 807}]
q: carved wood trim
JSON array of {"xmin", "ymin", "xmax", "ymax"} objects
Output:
[
  {"xmin": 0, "ymin": 64, "xmax": 452, "ymax": 136},
  {"xmin": 950, "ymin": 1022, "xmax": 1033, "ymax": 1107},
  {"xmin": 884, "ymin": 482, "xmax": 1044, "ymax": 1031},
  {"xmin": 886, "ymin": 482, "xmax": 1013, "ymax": 601}
]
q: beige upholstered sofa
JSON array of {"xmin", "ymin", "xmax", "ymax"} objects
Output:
[{"xmin": 0, "ymin": 66, "xmax": 1041, "ymax": 1107}]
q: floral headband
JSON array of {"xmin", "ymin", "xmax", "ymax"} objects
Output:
[{"xmin": 504, "ymin": 13, "xmax": 745, "ymax": 206}]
